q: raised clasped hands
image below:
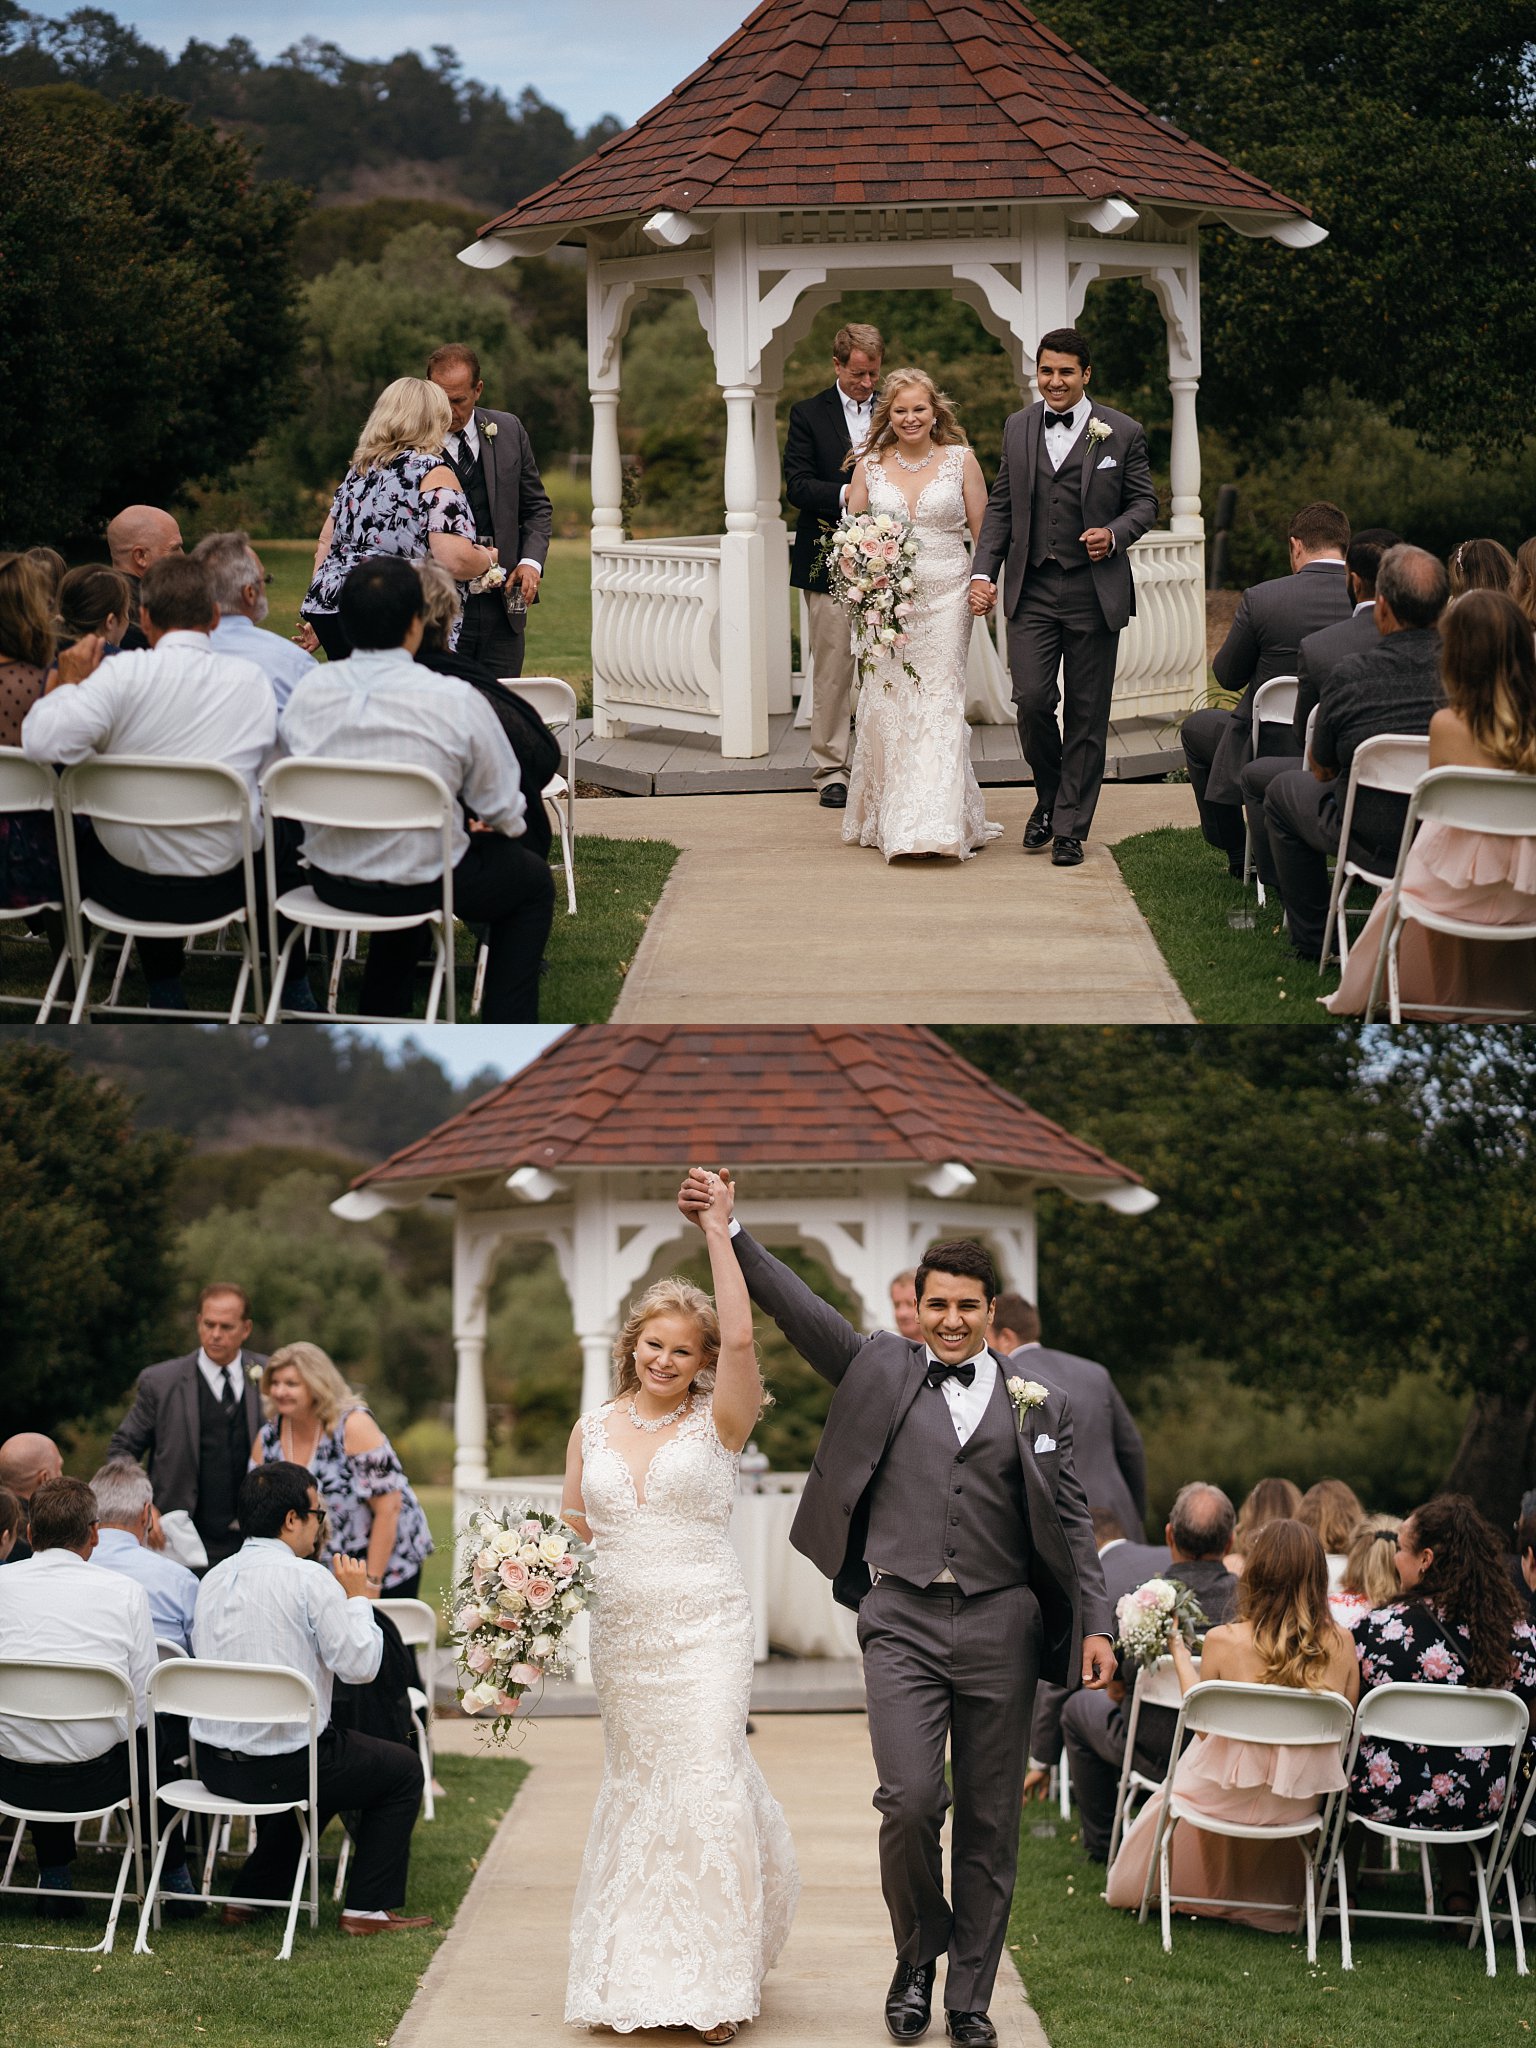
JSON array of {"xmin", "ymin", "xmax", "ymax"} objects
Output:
[
  {"xmin": 678, "ymin": 1164, "xmax": 734, "ymax": 1231},
  {"xmin": 967, "ymin": 579, "xmax": 997, "ymax": 617}
]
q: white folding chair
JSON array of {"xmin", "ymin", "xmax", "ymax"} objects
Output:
[
  {"xmin": 1325, "ymin": 1682, "xmax": 1530, "ymax": 1975},
  {"xmin": 1106, "ymin": 1654, "xmax": 1200, "ymax": 1866},
  {"xmin": 0, "ymin": 748, "xmax": 75, "ymax": 1020},
  {"xmin": 135, "ymin": 1659, "xmax": 320, "ymax": 1962},
  {"xmin": 1317, "ymin": 731, "xmax": 1431, "ymax": 972},
  {"xmin": 1483, "ymin": 1741, "xmax": 1536, "ymax": 1973},
  {"xmin": 330, "ymin": 1594, "xmax": 439, "ymax": 1901},
  {"xmin": 1363, "ymin": 767, "xmax": 1536, "ymax": 1022},
  {"xmin": 1242, "ymin": 676, "xmax": 1299, "ymax": 904},
  {"xmin": 260, "ymin": 757, "xmax": 458, "ymax": 1024},
  {"xmin": 1136, "ymin": 1679, "xmax": 1354, "ymax": 1962},
  {"xmin": 502, "ymin": 676, "xmax": 578, "ymax": 916},
  {"xmin": 57, "ymin": 757, "xmax": 265, "ymax": 1023},
  {"xmin": 0, "ymin": 1660, "xmax": 144, "ymax": 1954}
]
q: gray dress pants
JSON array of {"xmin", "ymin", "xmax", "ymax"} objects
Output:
[{"xmin": 857, "ymin": 1577, "xmax": 1042, "ymax": 2013}]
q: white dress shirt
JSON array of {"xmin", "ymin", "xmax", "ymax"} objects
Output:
[
  {"xmin": 278, "ymin": 645, "xmax": 526, "ymax": 884},
  {"xmin": 191, "ymin": 1537, "xmax": 383, "ymax": 1753},
  {"xmin": 21, "ymin": 630, "xmax": 277, "ymax": 875},
  {"xmin": 447, "ymin": 414, "xmax": 542, "ymax": 574},
  {"xmin": 925, "ymin": 1345, "xmax": 997, "ymax": 1445},
  {"xmin": 1041, "ymin": 392, "xmax": 1090, "ymax": 470},
  {"xmin": 91, "ymin": 1527, "xmax": 200, "ymax": 1655},
  {"xmin": 196, "ymin": 1346, "xmax": 248, "ymax": 1406},
  {"xmin": 840, "ymin": 386, "xmax": 874, "ymax": 449},
  {"xmin": 211, "ymin": 612, "xmax": 317, "ymax": 713},
  {"xmin": 0, "ymin": 1550, "xmax": 156, "ymax": 1763}
]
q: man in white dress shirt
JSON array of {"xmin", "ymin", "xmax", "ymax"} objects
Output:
[
  {"xmin": 88, "ymin": 1459, "xmax": 199, "ymax": 1653},
  {"xmin": 194, "ymin": 530, "xmax": 317, "ymax": 712},
  {"xmin": 280, "ymin": 554, "xmax": 555, "ymax": 1021},
  {"xmin": 192, "ymin": 1461, "xmax": 430, "ymax": 1935}
]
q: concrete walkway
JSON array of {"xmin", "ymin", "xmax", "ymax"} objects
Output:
[
  {"xmin": 395, "ymin": 1714, "xmax": 1050, "ymax": 2048},
  {"xmin": 589, "ymin": 783, "xmax": 1196, "ymax": 1022}
]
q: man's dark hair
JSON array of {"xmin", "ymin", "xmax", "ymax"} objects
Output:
[
  {"xmin": 1288, "ymin": 501, "xmax": 1350, "ymax": 556},
  {"xmin": 0, "ymin": 1486, "xmax": 25, "ymax": 1545},
  {"xmin": 1376, "ymin": 543, "xmax": 1450, "ymax": 630},
  {"xmin": 1036, "ymin": 327, "xmax": 1091, "ymax": 369},
  {"xmin": 198, "ymin": 1281, "xmax": 251, "ymax": 1317},
  {"xmin": 140, "ymin": 554, "xmax": 216, "ymax": 634},
  {"xmin": 1090, "ymin": 1507, "xmax": 1128, "ymax": 1547},
  {"xmin": 28, "ymin": 1475, "xmax": 97, "ymax": 1553},
  {"xmin": 991, "ymin": 1290, "xmax": 1041, "ymax": 1345},
  {"xmin": 1346, "ymin": 527, "xmax": 1402, "ymax": 597},
  {"xmin": 337, "ymin": 556, "xmax": 426, "ymax": 650},
  {"xmin": 427, "ymin": 342, "xmax": 482, "ymax": 386},
  {"xmin": 237, "ymin": 1460, "xmax": 316, "ymax": 1541},
  {"xmin": 915, "ymin": 1239, "xmax": 997, "ymax": 1303},
  {"xmin": 1168, "ymin": 1481, "xmax": 1236, "ymax": 1560}
]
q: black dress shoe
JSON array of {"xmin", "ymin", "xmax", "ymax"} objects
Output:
[
  {"xmin": 945, "ymin": 2014, "xmax": 998, "ymax": 2047},
  {"xmin": 885, "ymin": 1959, "xmax": 936, "ymax": 2041},
  {"xmin": 819, "ymin": 782, "xmax": 848, "ymax": 809},
  {"xmin": 1051, "ymin": 835, "xmax": 1084, "ymax": 867},
  {"xmin": 1022, "ymin": 804, "xmax": 1052, "ymax": 851}
]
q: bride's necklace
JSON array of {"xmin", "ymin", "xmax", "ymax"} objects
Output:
[
  {"xmin": 892, "ymin": 445, "xmax": 936, "ymax": 472},
  {"xmin": 626, "ymin": 1392, "xmax": 690, "ymax": 1432}
]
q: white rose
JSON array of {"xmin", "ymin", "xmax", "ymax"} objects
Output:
[
  {"xmin": 492, "ymin": 1529, "xmax": 519, "ymax": 1556},
  {"xmin": 538, "ymin": 1532, "xmax": 566, "ymax": 1566},
  {"xmin": 899, "ymin": 577, "xmax": 915, "ymax": 592},
  {"xmin": 530, "ymin": 1633, "xmax": 555, "ymax": 1660},
  {"xmin": 499, "ymin": 1588, "xmax": 527, "ymax": 1614},
  {"xmin": 561, "ymin": 1590, "xmax": 583, "ymax": 1614},
  {"xmin": 878, "ymin": 627, "xmax": 898, "ymax": 644},
  {"xmin": 518, "ymin": 1543, "xmax": 541, "ymax": 1566}
]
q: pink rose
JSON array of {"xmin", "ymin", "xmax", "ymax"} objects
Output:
[
  {"xmin": 882, "ymin": 539, "xmax": 900, "ymax": 560},
  {"xmin": 494, "ymin": 1614, "xmax": 520, "ymax": 1629},
  {"xmin": 499, "ymin": 1559, "xmax": 529, "ymax": 1590},
  {"xmin": 1136, "ymin": 1586, "xmax": 1162, "ymax": 1609},
  {"xmin": 521, "ymin": 1519, "xmax": 542, "ymax": 1540},
  {"xmin": 456, "ymin": 1604, "xmax": 485, "ymax": 1631},
  {"xmin": 465, "ymin": 1642, "xmax": 493, "ymax": 1675},
  {"xmin": 894, "ymin": 601, "xmax": 912, "ymax": 618},
  {"xmin": 1419, "ymin": 1643, "xmax": 1454, "ymax": 1680},
  {"xmin": 526, "ymin": 1577, "xmax": 556, "ymax": 1609},
  {"xmin": 1430, "ymin": 1773, "xmax": 1455, "ymax": 1796},
  {"xmin": 493, "ymin": 1690, "xmax": 521, "ymax": 1713},
  {"xmin": 509, "ymin": 1663, "xmax": 542, "ymax": 1687},
  {"xmin": 558, "ymin": 1555, "xmax": 577, "ymax": 1577}
]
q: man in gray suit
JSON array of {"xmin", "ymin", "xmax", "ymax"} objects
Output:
[
  {"xmin": 108, "ymin": 1284, "xmax": 265, "ymax": 1570},
  {"xmin": 681, "ymin": 1173, "xmax": 1112, "ymax": 2048},
  {"xmin": 970, "ymin": 328, "xmax": 1159, "ymax": 868},
  {"xmin": 990, "ymin": 1291, "xmax": 1147, "ymax": 1542},
  {"xmin": 428, "ymin": 343, "xmax": 553, "ymax": 678}
]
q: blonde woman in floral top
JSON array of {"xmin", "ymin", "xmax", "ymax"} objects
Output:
[
  {"xmin": 301, "ymin": 377, "xmax": 496, "ymax": 659},
  {"xmin": 250, "ymin": 1341, "xmax": 433, "ymax": 1596}
]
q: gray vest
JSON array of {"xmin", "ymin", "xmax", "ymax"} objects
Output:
[
  {"xmin": 1029, "ymin": 426, "xmax": 1089, "ymax": 570},
  {"xmin": 194, "ymin": 1369, "xmax": 248, "ymax": 1559},
  {"xmin": 449, "ymin": 433, "xmax": 494, "ymax": 542},
  {"xmin": 863, "ymin": 1369, "xmax": 1032, "ymax": 1595}
]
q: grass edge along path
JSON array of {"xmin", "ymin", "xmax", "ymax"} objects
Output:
[
  {"xmin": 0, "ymin": 1751, "xmax": 526, "ymax": 2048},
  {"xmin": 1007, "ymin": 1811, "xmax": 1533, "ymax": 2048}
]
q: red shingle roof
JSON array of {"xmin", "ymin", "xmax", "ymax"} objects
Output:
[
  {"xmin": 352, "ymin": 1026, "xmax": 1143, "ymax": 1189},
  {"xmin": 485, "ymin": 0, "xmax": 1306, "ymax": 233}
]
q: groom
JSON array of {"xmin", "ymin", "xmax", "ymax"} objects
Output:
[
  {"xmin": 970, "ymin": 329, "xmax": 1159, "ymax": 867},
  {"xmin": 680, "ymin": 1172, "xmax": 1113, "ymax": 2048}
]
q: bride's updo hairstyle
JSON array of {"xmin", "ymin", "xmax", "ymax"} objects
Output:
[
  {"xmin": 612, "ymin": 1278, "xmax": 720, "ymax": 1401},
  {"xmin": 849, "ymin": 367, "xmax": 968, "ymax": 467}
]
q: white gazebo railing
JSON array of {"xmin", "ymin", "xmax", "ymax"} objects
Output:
[
  {"xmin": 591, "ymin": 537, "xmax": 723, "ymax": 736},
  {"xmin": 1114, "ymin": 533, "xmax": 1208, "ymax": 717}
]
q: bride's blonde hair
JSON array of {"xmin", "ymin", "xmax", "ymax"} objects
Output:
[{"xmin": 845, "ymin": 367, "xmax": 967, "ymax": 470}]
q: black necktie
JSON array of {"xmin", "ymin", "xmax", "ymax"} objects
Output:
[
  {"xmin": 449, "ymin": 432, "xmax": 477, "ymax": 485},
  {"xmin": 220, "ymin": 1367, "xmax": 238, "ymax": 1415},
  {"xmin": 1046, "ymin": 410, "xmax": 1076, "ymax": 430},
  {"xmin": 925, "ymin": 1357, "xmax": 976, "ymax": 1390}
]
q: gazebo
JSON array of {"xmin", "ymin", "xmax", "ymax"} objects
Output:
[
  {"xmin": 462, "ymin": 0, "xmax": 1323, "ymax": 762},
  {"xmin": 331, "ymin": 1024, "xmax": 1155, "ymax": 1503}
]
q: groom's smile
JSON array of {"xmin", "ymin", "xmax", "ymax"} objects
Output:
[{"xmin": 916, "ymin": 1271, "xmax": 993, "ymax": 1361}]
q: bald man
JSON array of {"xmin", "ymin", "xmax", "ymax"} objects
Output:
[
  {"xmin": 0, "ymin": 1433, "xmax": 63, "ymax": 1565},
  {"xmin": 107, "ymin": 505, "xmax": 183, "ymax": 650}
]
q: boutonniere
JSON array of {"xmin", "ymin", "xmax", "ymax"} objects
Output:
[
  {"xmin": 480, "ymin": 417, "xmax": 498, "ymax": 440},
  {"xmin": 246, "ymin": 1363, "xmax": 264, "ymax": 1383},
  {"xmin": 1086, "ymin": 417, "xmax": 1112, "ymax": 452},
  {"xmin": 1006, "ymin": 1377, "xmax": 1049, "ymax": 1434}
]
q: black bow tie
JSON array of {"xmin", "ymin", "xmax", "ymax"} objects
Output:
[
  {"xmin": 925, "ymin": 1357, "xmax": 976, "ymax": 1390},
  {"xmin": 1046, "ymin": 410, "xmax": 1076, "ymax": 429}
]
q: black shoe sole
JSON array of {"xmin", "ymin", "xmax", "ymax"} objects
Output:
[
  {"xmin": 1022, "ymin": 837, "xmax": 1052, "ymax": 853},
  {"xmin": 885, "ymin": 2018, "xmax": 932, "ymax": 2044}
]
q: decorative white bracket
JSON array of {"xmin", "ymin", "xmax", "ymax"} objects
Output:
[
  {"xmin": 1067, "ymin": 198, "xmax": 1140, "ymax": 235},
  {"xmin": 645, "ymin": 210, "xmax": 705, "ymax": 248},
  {"xmin": 458, "ymin": 227, "xmax": 564, "ymax": 268},
  {"xmin": 1218, "ymin": 211, "xmax": 1328, "ymax": 248}
]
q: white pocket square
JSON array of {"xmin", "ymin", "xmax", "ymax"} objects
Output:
[
  {"xmin": 1097, "ymin": 455, "xmax": 1117, "ymax": 469},
  {"xmin": 1033, "ymin": 1433, "xmax": 1057, "ymax": 1453}
]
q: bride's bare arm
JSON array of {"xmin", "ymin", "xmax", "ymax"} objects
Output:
[
  {"xmin": 560, "ymin": 1421, "xmax": 592, "ymax": 1544},
  {"xmin": 697, "ymin": 1170, "xmax": 764, "ymax": 1453},
  {"xmin": 844, "ymin": 459, "xmax": 870, "ymax": 518},
  {"xmin": 962, "ymin": 449, "xmax": 990, "ymax": 545}
]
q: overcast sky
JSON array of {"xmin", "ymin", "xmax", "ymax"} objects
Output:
[
  {"xmin": 27, "ymin": 0, "xmax": 750, "ymax": 130},
  {"xmin": 345, "ymin": 1024, "xmax": 568, "ymax": 1086}
]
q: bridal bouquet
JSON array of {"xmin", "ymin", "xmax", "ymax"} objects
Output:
[
  {"xmin": 449, "ymin": 1502, "xmax": 596, "ymax": 1740},
  {"xmin": 815, "ymin": 509, "xmax": 922, "ymax": 687},
  {"xmin": 1114, "ymin": 1576, "xmax": 1208, "ymax": 1673}
]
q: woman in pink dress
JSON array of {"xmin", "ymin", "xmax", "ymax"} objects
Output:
[
  {"xmin": 1327, "ymin": 590, "xmax": 1536, "ymax": 1018},
  {"xmin": 1106, "ymin": 1519, "xmax": 1359, "ymax": 1933}
]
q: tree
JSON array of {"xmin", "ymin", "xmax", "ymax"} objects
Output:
[
  {"xmin": 0, "ymin": 1042, "xmax": 183, "ymax": 1429},
  {"xmin": 0, "ymin": 83, "xmax": 307, "ymax": 542}
]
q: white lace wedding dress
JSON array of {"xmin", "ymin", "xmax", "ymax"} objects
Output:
[
  {"xmin": 565, "ymin": 1396, "xmax": 800, "ymax": 2033},
  {"xmin": 843, "ymin": 445, "xmax": 1004, "ymax": 861}
]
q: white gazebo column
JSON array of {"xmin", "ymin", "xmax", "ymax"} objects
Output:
[
  {"xmin": 577, "ymin": 1327, "xmax": 617, "ymax": 1416},
  {"xmin": 1168, "ymin": 375, "xmax": 1201, "ymax": 534},
  {"xmin": 590, "ymin": 391, "xmax": 624, "ymax": 549},
  {"xmin": 719, "ymin": 382, "xmax": 769, "ymax": 756},
  {"xmin": 755, "ymin": 381, "xmax": 793, "ymax": 714},
  {"xmin": 452, "ymin": 1214, "xmax": 504, "ymax": 1495}
]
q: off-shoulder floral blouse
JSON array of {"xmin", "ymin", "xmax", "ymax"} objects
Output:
[
  {"xmin": 252, "ymin": 1405, "xmax": 433, "ymax": 1591},
  {"xmin": 304, "ymin": 449, "xmax": 476, "ymax": 617}
]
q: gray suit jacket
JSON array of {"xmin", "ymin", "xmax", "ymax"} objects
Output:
[
  {"xmin": 1206, "ymin": 561, "xmax": 1354, "ymax": 803},
  {"xmin": 1011, "ymin": 1343, "xmax": 1147, "ymax": 1540},
  {"xmin": 107, "ymin": 1351, "xmax": 266, "ymax": 1518},
  {"xmin": 475, "ymin": 407, "xmax": 553, "ymax": 573},
  {"xmin": 733, "ymin": 1229, "xmax": 1113, "ymax": 1687},
  {"xmin": 972, "ymin": 400, "xmax": 1159, "ymax": 631},
  {"xmin": 1030, "ymin": 1537, "xmax": 1170, "ymax": 1764},
  {"xmin": 1293, "ymin": 604, "xmax": 1381, "ymax": 749}
]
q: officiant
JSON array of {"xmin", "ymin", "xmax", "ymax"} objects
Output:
[{"xmin": 427, "ymin": 343, "xmax": 553, "ymax": 678}]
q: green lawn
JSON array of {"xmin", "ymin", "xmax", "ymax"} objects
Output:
[
  {"xmin": 1009, "ymin": 1812, "xmax": 1531, "ymax": 2048},
  {"xmin": 0, "ymin": 1751, "xmax": 524, "ymax": 2048},
  {"xmin": 1114, "ymin": 823, "xmax": 1347, "ymax": 1024}
]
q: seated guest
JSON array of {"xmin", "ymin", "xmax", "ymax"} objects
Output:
[
  {"xmin": 280, "ymin": 556, "xmax": 555, "ymax": 1021},
  {"xmin": 20, "ymin": 553, "xmax": 316, "ymax": 1012},
  {"xmin": 1259, "ymin": 543, "xmax": 1449, "ymax": 963},
  {"xmin": 1515, "ymin": 1508, "xmax": 1536, "ymax": 1618},
  {"xmin": 1352, "ymin": 1494, "xmax": 1536, "ymax": 1920},
  {"xmin": 1225, "ymin": 1476, "xmax": 1302, "ymax": 1576},
  {"xmin": 0, "ymin": 1477, "xmax": 195, "ymax": 1904},
  {"xmin": 1448, "ymin": 537, "xmax": 1515, "ymax": 600},
  {"xmin": 1326, "ymin": 590, "xmax": 1536, "ymax": 1018},
  {"xmin": 1511, "ymin": 538, "xmax": 1536, "ymax": 634},
  {"xmin": 1106, "ymin": 1518, "xmax": 1358, "ymax": 1929},
  {"xmin": 88, "ymin": 1457, "xmax": 199, "ymax": 1653},
  {"xmin": 250, "ymin": 1343, "xmax": 433, "ymax": 1600},
  {"xmin": 0, "ymin": 554, "xmax": 64, "ymax": 926},
  {"xmin": 1061, "ymin": 1483, "xmax": 1239, "ymax": 1863},
  {"xmin": 192, "ymin": 1461, "xmax": 432, "ymax": 1936},
  {"xmin": 106, "ymin": 504, "xmax": 184, "ymax": 649},
  {"xmin": 55, "ymin": 564, "xmax": 134, "ymax": 657},
  {"xmin": 0, "ymin": 1486, "xmax": 23, "ymax": 1562},
  {"xmin": 413, "ymin": 559, "xmax": 558, "ymax": 859},
  {"xmin": 194, "ymin": 530, "xmax": 317, "ymax": 711},
  {"xmin": 1330, "ymin": 1513, "xmax": 1401, "ymax": 1628},
  {"xmin": 1296, "ymin": 1478, "xmax": 1364, "ymax": 1592},
  {"xmin": 1181, "ymin": 502, "xmax": 1353, "ymax": 874},
  {"xmin": 0, "ymin": 1431, "xmax": 63, "ymax": 1564},
  {"xmin": 993, "ymin": 1290, "xmax": 1147, "ymax": 1540}
]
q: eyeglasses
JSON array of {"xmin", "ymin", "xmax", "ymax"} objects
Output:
[{"xmin": 306, "ymin": 1506, "xmax": 328, "ymax": 1527}]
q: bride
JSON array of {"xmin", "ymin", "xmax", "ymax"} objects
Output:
[
  {"xmin": 561, "ymin": 1170, "xmax": 799, "ymax": 2041},
  {"xmin": 841, "ymin": 367, "xmax": 1003, "ymax": 861}
]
